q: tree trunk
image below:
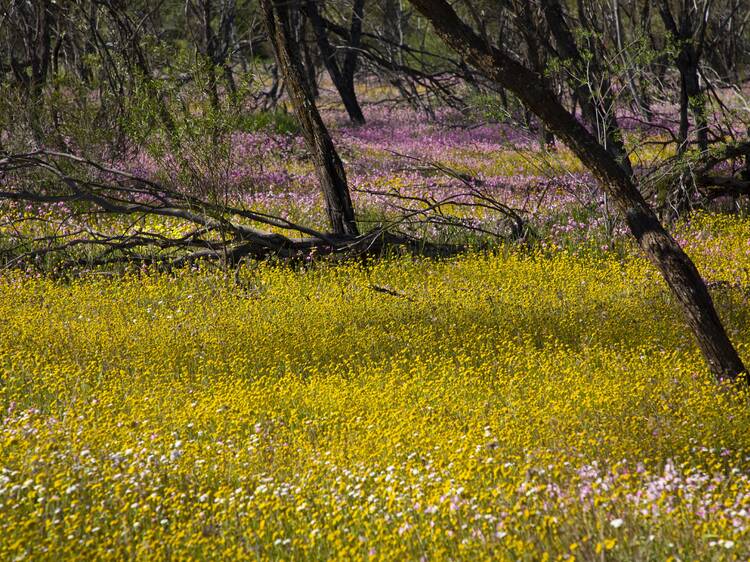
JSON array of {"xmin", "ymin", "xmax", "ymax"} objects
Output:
[
  {"xmin": 341, "ymin": 0, "xmax": 366, "ymax": 123},
  {"xmin": 9, "ymin": 0, "xmax": 53, "ymax": 146},
  {"xmin": 260, "ymin": 0, "xmax": 359, "ymax": 236},
  {"xmin": 408, "ymin": 0, "xmax": 746, "ymax": 383},
  {"xmin": 299, "ymin": 17, "xmax": 321, "ymax": 99},
  {"xmin": 657, "ymin": 1, "xmax": 710, "ymax": 153},
  {"xmin": 305, "ymin": 0, "xmax": 366, "ymax": 125},
  {"xmin": 514, "ymin": 0, "xmax": 555, "ymax": 149},
  {"xmin": 680, "ymin": 57, "xmax": 709, "ymax": 152},
  {"xmin": 541, "ymin": 0, "xmax": 632, "ymax": 175},
  {"xmin": 612, "ymin": 0, "xmax": 652, "ymax": 122}
]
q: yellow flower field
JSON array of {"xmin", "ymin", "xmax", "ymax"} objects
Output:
[{"xmin": 2, "ymin": 214, "xmax": 750, "ymax": 560}]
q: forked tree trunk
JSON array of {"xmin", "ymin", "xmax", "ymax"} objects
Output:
[
  {"xmin": 657, "ymin": 0, "xmax": 710, "ymax": 153},
  {"xmin": 260, "ymin": 0, "xmax": 359, "ymax": 236},
  {"xmin": 305, "ymin": 0, "xmax": 366, "ymax": 125},
  {"xmin": 408, "ymin": 0, "xmax": 746, "ymax": 383}
]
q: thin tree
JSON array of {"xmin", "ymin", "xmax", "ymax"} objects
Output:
[
  {"xmin": 305, "ymin": 0, "xmax": 367, "ymax": 125},
  {"xmin": 657, "ymin": 0, "xmax": 711, "ymax": 153},
  {"xmin": 540, "ymin": 0, "xmax": 633, "ymax": 175},
  {"xmin": 260, "ymin": 0, "xmax": 359, "ymax": 236}
]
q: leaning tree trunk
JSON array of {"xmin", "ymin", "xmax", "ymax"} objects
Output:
[
  {"xmin": 260, "ymin": 0, "xmax": 359, "ymax": 236},
  {"xmin": 408, "ymin": 0, "xmax": 746, "ymax": 383}
]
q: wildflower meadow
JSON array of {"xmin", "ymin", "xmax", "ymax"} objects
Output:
[
  {"xmin": 3, "ymin": 211, "xmax": 750, "ymax": 559},
  {"xmin": 3, "ymin": 0, "xmax": 750, "ymax": 559}
]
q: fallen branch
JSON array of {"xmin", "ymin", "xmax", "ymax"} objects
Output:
[{"xmin": 0, "ymin": 150, "xmax": 468, "ymax": 269}]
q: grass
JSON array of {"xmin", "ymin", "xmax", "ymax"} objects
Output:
[{"xmin": 1, "ymin": 214, "xmax": 750, "ymax": 560}]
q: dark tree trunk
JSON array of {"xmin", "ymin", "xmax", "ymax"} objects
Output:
[
  {"xmin": 185, "ymin": 0, "xmax": 239, "ymax": 108},
  {"xmin": 408, "ymin": 0, "xmax": 746, "ymax": 383},
  {"xmin": 299, "ymin": 17, "xmax": 321, "ymax": 99},
  {"xmin": 540, "ymin": 0, "xmax": 632, "ymax": 175},
  {"xmin": 514, "ymin": 0, "xmax": 555, "ymax": 149},
  {"xmin": 305, "ymin": 0, "xmax": 366, "ymax": 125},
  {"xmin": 341, "ymin": 0, "xmax": 366, "ymax": 115},
  {"xmin": 658, "ymin": 1, "xmax": 710, "ymax": 153},
  {"xmin": 103, "ymin": 3, "xmax": 178, "ymax": 141},
  {"xmin": 8, "ymin": 0, "xmax": 53, "ymax": 145},
  {"xmin": 612, "ymin": 0, "xmax": 652, "ymax": 122},
  {"xmin": 260, "ymin": 0, "xmax": 359, "ymax": 236},
  {"xmin": 633, "ymin": 0, "xmax": 656, "ymax": 122},
  {"xmin": 203, "ymin": 1, "xmax": 221, "ymax": 111},
  {"xmin": 679, "ymin": 57, "xmax": 709, "ymax": 152},
  {"xmin": 265, "ymin": 63, "xmax": 284, "ymax": 109}
]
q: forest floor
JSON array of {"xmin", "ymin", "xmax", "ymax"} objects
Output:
[{"xmin": 2, "ymin": 108, "xmax": 750, "ymax": 560}]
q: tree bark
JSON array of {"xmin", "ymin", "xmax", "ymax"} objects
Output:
[
  {"xmin": 678, "ymin": 57, "xmax": 709, "ymax": 152},
  {"xmin": 260, "ymin": 0, "xmax": 359, "ymax": 236},
  {"xmin": 299, "ymin": 17, "xmax": 321, "ymax": 99},
  {"xmin": 408, "ymin": 0, "xmax": 745, "ymax": 382}
]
